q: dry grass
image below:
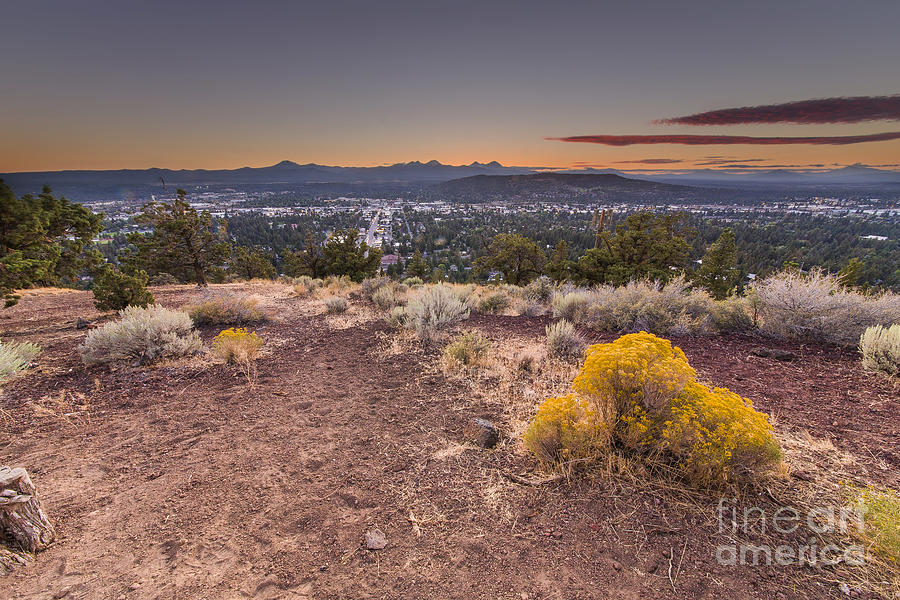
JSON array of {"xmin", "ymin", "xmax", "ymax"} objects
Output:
[{"xmin": 27, "ymin": 389, "xmax": 91, "ymax": 427}]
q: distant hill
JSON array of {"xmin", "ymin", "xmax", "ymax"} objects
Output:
[
  {"xmin": 0, "ymin": 160, "xmax": 538, "ymax": 202},
  {"xmin": 430, "ymin": 172, "xmax": 701, "ymax": 203}
]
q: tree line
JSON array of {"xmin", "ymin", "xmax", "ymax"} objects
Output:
[{"xmin": 2, "ymin": 182, "xmax": 893, "ymax": 311}]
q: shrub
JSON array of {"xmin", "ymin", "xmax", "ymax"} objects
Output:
[
  {"xmin": 0, "ymin": 340, "xmax": 41, "ymax": 383},
  {"xmin": 79, "ymin": 304, "xmax": 201, "ymax": 366},
  {"xmin": 545, "ymin": 320, "xmax": 586, "ymax": 362},
  {"xmin": 405, "ymin": 285, "xmax": 470, "ymax": 341},
  {"xmin": 323, "ymin": 274, "xmax": 353, "ymax": 290},
  {"xmin": 293, "ymin": 275, "xmax": 322, "ymax": 297},
  {"xmin": 551, "ymin": 290, "xmax": 591, "ymax": 322},
  {"xmin": 754, "ymin": 269, "xmax": 900, "ymax": 345},
  {"xmin": 372, "ymin": 285, "xmax": 400, "ymax": 311},
  {"xmin": 387, "ymin": 305, "xmax": 408, "ymax": 328},
  {"xmin": 478, "ymin": 291, "xmax": 511, "ymax": 314},
  {"xmin": 518, "ymin": 299, "xmax": 546, "ymax": 317},
  {"xmin": 403, "ymin": 276, "xmax": 424, "ymax": 287},
  {"xmin": 187, "ymin": 295, "xmax": 265, "ymax": 326},
  {"xmin": 711, "ymin": 296, "xmax": 755, "ymax": 333},
  {"xmin": 92, "ymin": 266, "xmax": 155, "ymax": 311},
  {"xmin": 583, "ymin": 278, "xmax": 715, "ymax": 336},
  {"xmin": 855, "ymin": 486, "xmax": 900, "ymax": 563},
  {"xmin": 323, "ymin": 296, "xmax": 349, "ymax": 314},
  {"xmin": 442, "ymin": 330, "xmax": 491, "ymax": 371},
  {"xmin": 659, "ymin": 381, "xmax": 782, "ymax": 486},
  {"xmin": 524, "ymin": 276, "xmax": 554, "ymax": 302},
  {"xmin": 149, "ymin": 272, "xmax": 180, "ymax": 286},
  {"xmin": 212, "ymin": 327, "xmax": 264, "ymax": 365},
  {"xmin": 525, "ymin": 332, "xmax": 781, "ymax": 486},
  {"xmin": 361, "ymin": 276, "xmax": 391, "ymax": 299},
  {"xmin": 859, "ymin": 324, "xmax": 900, "ymax": 377},
  {"xmin": 523, "ymin": 394, "xmax": 607, "ymax": 464}
]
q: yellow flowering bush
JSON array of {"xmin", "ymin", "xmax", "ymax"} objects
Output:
[
  {"xmin": 523, "ymin": 394, "xmax": 609, "ymax": 464},
  {"xmin": 573, "ymin": 332, "xmax": 696, "ymax": 412},
  {"xmin": 524, "ymin": 331, "xmax": 782, "ymax": 486},
  {"xmin": 660, "ymin": 381, "xmax": 781, "ymax": 486},
  {"xmin": 855, "ymin": 486, "xmax": 900, "ymax": 564},
  {"xmin": 213, "ymin": 327, "xmax": 263, "ymax": 365}
]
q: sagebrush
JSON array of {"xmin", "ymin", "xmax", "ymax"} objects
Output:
[
  {"xmin": 754, "ymin": 269, "xmax": 900, "ymax": 345},
  {"xmin": 859, "ymin": 324, "xmax": 900, "ymax": 377},
  {"xmin": 442, "ymin": 330, "xmax": 492, "ymax": 372},
  {"xmin": 79, "ymin": 304, "xmax": 201, "ymax": 366},
  {"xmin": 405, "ymin": 285, "xmax": 470, "ymax": 341},
  {"xmin": 187, "ymin": 295, "xmax": 266, "ymax": 326},
  {"xmin": 0, "ymin": 339, "xmax": 41, "ymax": 383},
  {"xmin": 545, "ymin": 320, "xmax": 586, "ymax": 362}
]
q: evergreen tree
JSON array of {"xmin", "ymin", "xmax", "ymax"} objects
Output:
[
  {"xmin": 126, "ymin": 189, "xmax": 229, "ymax": 286},
  {"xmin": 92, "ymin": 265, "xmax": 154, "ymax": 311},
  {"xmin": 227, "ymin": 246, "xmax": 277, "ymax": 280},
  {"xmin": 283, "ymin": 233, "xmax": 326, "ymax": 278},
  {"xmin": 477, "ymin": 233, "xmax": 545, "ymax": 285},
  {"xmin": 694, "ymin": 228, "xmax": 740, "ymax": 299},
  {"xmin": 545, "ymin": 240, "xmax": 575, "ymax": 282},
  {"xmin": 405, "ymin": 250, "xmax": 430, "ymax": 279},
  {"xmin": 0, "ymin": 181, "xmax": 103, "ymax": 307},
  {"xmin": 321, "ymin": 229, "xmax": 382, "ymax": 282}
]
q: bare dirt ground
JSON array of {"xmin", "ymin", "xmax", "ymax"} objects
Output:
[{"xmin": 1, "ymin": 284, "xmax": 897, "ymax": 599}]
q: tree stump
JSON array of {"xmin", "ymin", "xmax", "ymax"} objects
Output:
[{"xmin": 0, "ymin": 467, "xmax": 55, "ymax": 557}]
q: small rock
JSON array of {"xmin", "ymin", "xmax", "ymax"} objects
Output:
[
  {"xmin": 365, "ymin": 528, "xmax": 387, "ymax": 550},
  {"xmin": 612, "ymin": 560, "xmax": 622, "ymax": 571},
  {"xmin": 463, "ymin": 418, "xmax": 499, "ymax": 449},
  {"xmin": 839, "ymin": 582, "xmax": 851, "ymax": 596},
  {"xmin": 52, "ymin": 589, "xmax": 70, "ymax": 599},
  {"xmin": 76, "ymin": 317, "xmax": 90, "ymax": 330},
  {"xmin": 551, "ymin": 530, "xmax": 562, "ymax": 539},
  {"xmin": 791, "ymin": 470, "xmax": 815, "ymax": 482},
  {"xmin": 129, "ymin": 583, "xmax": 141, "ymax": 591}
]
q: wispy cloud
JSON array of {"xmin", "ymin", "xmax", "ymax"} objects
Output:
[
  {"xmin": 613, "ymin": 158, "xmax": 684, "ymax": 164},
  {"xmin": 656, "ymin": 95, "xmax": 900, "ymax": 125},
  {"xmin": 550, "ymin": 132, "xmax": 900, "ymax": 146},
  {"xmin": 696, "ymin": 157, "xmax": 769, "ymax": 166}
]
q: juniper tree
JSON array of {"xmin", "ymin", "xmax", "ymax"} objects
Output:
[
  {"xmin": 126, "ymin": 189, "xmax": 228, "ymax": 287},
  {"xmin": 695, "ymin": 228, "xmax": 740, "ymax": 300},
  {"xmin": 0, "ymin": 181, "xmax": 103, "ymax": 307}
]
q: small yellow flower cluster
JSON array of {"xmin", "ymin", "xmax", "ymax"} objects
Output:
[
  {"xmin": 213, "ymin": 327, "xmax": 263, "ymax": 365},
  {"xmin": 524, "ymin": 331, "xmax": 781, "ymax": 486}
]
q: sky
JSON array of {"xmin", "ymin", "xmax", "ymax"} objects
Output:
[{"xmin": 2, "ymin": 0, "xmax": 900, "ymax": 173}]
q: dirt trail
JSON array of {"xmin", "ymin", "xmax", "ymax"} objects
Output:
[{"xmin": 0, "ymin": 286, "xmax": 892, "ymax": 599}]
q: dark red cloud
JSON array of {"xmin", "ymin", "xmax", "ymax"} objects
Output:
[
  {"xmin": 614, "ymin": 158, "xmax": 684, "ymax": 164},
  {"xmin": 696, "ymin": 157, "xmax": 768, "ymax": 165},
  {"xmin": 656, "ymin": 95, "xmax": 900, "ymax": 125},
  {"xmin": 550, "ymin": 132, "xmax": 900, "ymax": 146}
]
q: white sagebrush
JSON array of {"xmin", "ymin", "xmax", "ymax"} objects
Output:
[
  {"xmin": 0, "ymin": 339, "xmax": 41, "ymax": 382},
  {"xmin": 551, "ymin": 290, "xmax": 592, "ymax": 322},
  {"xmin": 545, "ymin": 319, "xmax": 586, "ymax": 361},
  {"xmin": 754, "ymin": 269, "xmax": 900, "ymax": 346},
  {"xmin": 583, "ymin": 277, "xmax": 716, "ymax": 336},
  {"xmin": 859, "ymin": 324, "xmax": 900, "ymax": 377},
  {"xmin": 79, "ymin": 304, "xmax": 201, "ymax": 366},
  {"xmin": 405, "ymin": 284, "xmax": 470, "ymax": 341}
]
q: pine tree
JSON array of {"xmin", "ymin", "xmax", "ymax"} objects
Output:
[
  {"xmin": 0, "ymin": 181, "xmax": 103, "ymax": 307},
  {"xmin": 694, "ymin": 228, "xmax": 740, "ymax": 300},
  {"xmin": 405, "ymin": 250, "xmax": 431, "ymax": 280},
  {"xmin": 126, "ymin": 189, "xmax": 229, "ymax": 287},
  {"xmin": 321, "ymin": 229, "xmax": 382, "ymax": 282}
]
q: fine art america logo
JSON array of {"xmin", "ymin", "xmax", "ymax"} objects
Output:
[{"xmin": 715, "ymin": 498, "xmax": 867, "ymax": 566}]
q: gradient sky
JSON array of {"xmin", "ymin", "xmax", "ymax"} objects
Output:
[{"xmin": 3, "ymin": 0, "xmax": 900, "ymax": 172}]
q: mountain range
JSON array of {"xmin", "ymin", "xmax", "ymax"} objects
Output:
[{"xmin": 2, "ymin": 160, "xmax": 899, "ymax": 202}]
